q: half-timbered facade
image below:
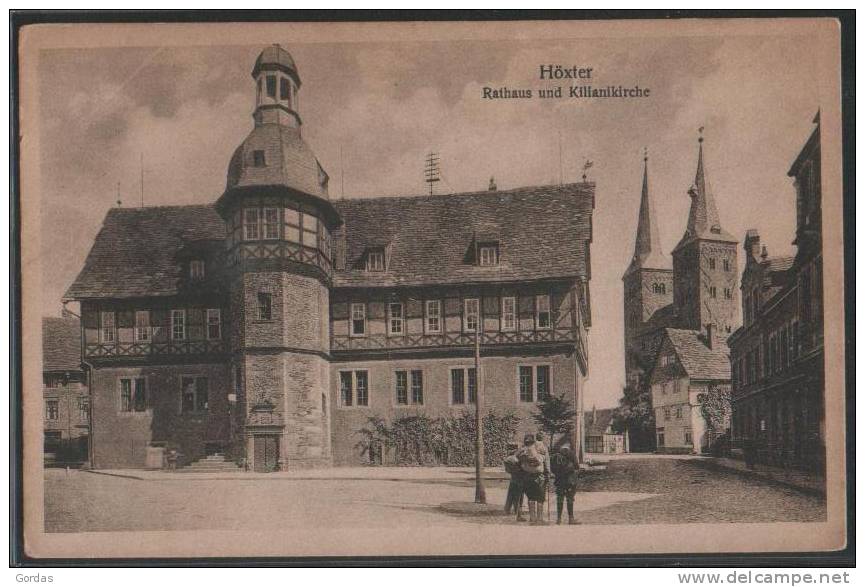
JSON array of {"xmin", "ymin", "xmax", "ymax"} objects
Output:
[{"xmin": 63, "ymin": 45, "xmax": 595, "ymax": 470}]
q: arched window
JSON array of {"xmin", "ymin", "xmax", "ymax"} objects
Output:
[{"xmin": 652, "ymin": 283, "xmax": 666, "ymax": 295}]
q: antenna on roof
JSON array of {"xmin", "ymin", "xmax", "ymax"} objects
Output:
[
  {"xmin": 558, "ymin": 128, "xmax": 563, "ymax": 185},
  {"xmin": 424, "ymin": 152, "xmax": 440, "ymax": 196},
  {"xmin": 339, "ymin": 144, "xmax": 345, "ymax": 199},
  {"xmin": 140, "ymin": 152, "xmax": 145, "ymax": 207}
]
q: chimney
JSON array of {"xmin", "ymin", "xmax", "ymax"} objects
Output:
[
  {"xmin": 488, "ymin": 176, "xmax": 497, "ymax": 191},
  {"xmin": 592, "ymin": 405, "xmax": 597, "ymax": 424},
  {"xmin": 705, "ymin": 323, "xmax": 716, "ymax": 350},
  {"xmin": 744, "ymin": 229, "xmax": 761, "ymax": 260}
]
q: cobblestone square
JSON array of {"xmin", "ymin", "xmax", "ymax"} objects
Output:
[{"xmin": 44, "ymin": 456, "xmax": 826, "ymax": 534}]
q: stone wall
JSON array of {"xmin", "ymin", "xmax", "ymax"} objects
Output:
[
  {"xmin": 89, "ymin": 362, "xmax": 231, "ymax": 468},
  {"xmin": 329, "ymin": 351, "xmax": 578, "ymax": 465}
]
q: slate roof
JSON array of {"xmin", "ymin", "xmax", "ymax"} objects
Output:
[
  {"xmin": 332, "ymin": 183, "xmax": 594, "ymax": 288},
  {"xmin": 252, "ymin": 44, "xmax": 299, "ymax": 83},
  {"xmin": 224, "ymin": 124, "xmax": 329, "ymax": 199},
  {"xmin": 65, "ymin": 183, "xmax": 595, "ymax": 300},
  {"xmin": 663, "ymin": 328, "xmax": 730, "ymax": 381},
  {"xmin": 64, "ymin": 205, "xmax": 225, "ymax": 299},
  {"xmin": 42, "ymin": 316, "xmax": 82, "ymax": 372},
  {"xmin": 624, "ymin": 157, "xmax": 670, "ymax": 276},
  {"xmin": 673, "ymin": 141, "xmax": 736, "ymax": 252},
  {"xmin": 584, "ymin": 408, "xmax": 617, "ymax": 436}
]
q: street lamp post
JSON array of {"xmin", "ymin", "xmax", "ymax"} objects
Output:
[{"xmin": 474, "ymin": 327, "xmax": 486, "ymax": 504}]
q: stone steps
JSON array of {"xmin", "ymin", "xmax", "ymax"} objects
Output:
[{"xmin": 179, "ymin": 454, "xmax": 243, "ymax": 473}]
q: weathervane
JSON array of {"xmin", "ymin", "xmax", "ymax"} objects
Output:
[{"xmin": 582, "ymin": 159, "xmax": 594, "ymax": 182}]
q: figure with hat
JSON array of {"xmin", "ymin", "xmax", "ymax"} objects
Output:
[
  {"xmin": 550, "ymin": 444, "xmax": 580, "ymax": 525},
  {"xmin": 517, "ymin": 432, "xmax": 548, "ymax": 525},
  {"xmin": 502, "ymin": 441, "xmax": 525, "ymax": 520}
]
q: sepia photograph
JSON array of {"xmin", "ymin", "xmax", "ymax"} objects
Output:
[{"xmin": 14, "ymin": 15, "xmax": 849, "ymax": 562}]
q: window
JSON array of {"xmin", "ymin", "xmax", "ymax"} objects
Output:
[
  {"xmin": 464, "ymin": 298, "xmax": 479, "ymax": 332},
  {"xmin": 367, "ymin": 249, "xmax": 385, "ymax": 271},
  {"xmin": 257, "ymin": 293, "xmax": 273, "ymax": 321},
  {"xmin": 78, "ymin": 398, "xmax": 89, "ymax": 422},
  {"xmin": 723, "ymin": 259, "xmax": 731, "ymax": 272},
  {"xmin": 134, "ymin": 310, "xmax": 151, "ymax": 342},
  {"xmin": 190, "ymin": 259, "xmax": 205, "ymax": 280},
  {"xmin": 244, "ymin": 208, "xmax": 260, "ymax": 240},
  {"xmin": 709, "ymin": 258, "xmax": 716, "ymax": 270},
  {"xmin": 450, "ymin": 367, "xmax": 477, "ymax": 405},
  {"xmin": 395, "ymin": 370, "xmax": 424, "ymax": 406},
  {"xmin": 663, "ymin": 407, "xmax": 671, "ymax": 420},
  {"xmin": 100, "ymin": 311, "xmax": 116, "ymax": 343},
  {"xmin": 657, "ymin": 429, "xmax": 665, "ymax": 447},
  {"xmin": 263, "ymin": 207, "xmax": 280, "ymax": 240},
  {"xmin": 181, "ymin": 376, "xmax": 209, "ymax": 413},
  {"xmin": 709, "ymin": 286, "xmax": 717, "ymax": 299},
  {"xmin": 425, "ymin": 300, "xmax": 441, "ymax": 334},
  {"xmin": 536, "ymin": 365, "xmax": 550, "ymax": 401},
  {"xmin": 339, "ymin": 370, "xmax": 369, "ymax": 407},
  {"xmin": 388, "ymin": 302, "xmax": 404, "ymax": 335},
  {"xmin": 284, "ymin": 207, "xmax": 301, "ymax": 243},
  {"xmin": 653, "ymin": 283, "xmax": 666, "ymax": 294},
  {"xmin": 684, "ymin": 429, "xmax": 693, "ymax": 445},
  {"xmin": 535, "ymin": 294, "xmax": 551, "ymax": 329},
  {"xmin": 279, "ymin": 77, "xmax": 289, "ymax": 101},
  {"xmin": 395, "ymin": 371, "xmax": 408, "ymax": 405},
  {"xmin": 45, "ymin": 399, "xmax": 59, "ymax": 421},
  {"xmin": 411, "ymin": 370, "xmax": 424, "ymax": 405},
  {"xmin": 301, "ymin": 213, "xmax": 318, "ymax": 249},
  {"xmin": 501, "ymin": 296, "xmax": 516, "ymax": 331},
  {"xmin": 724, "ymin": 287, "xmax": 732, "ymax": 300},
  {"xmin": 340, "ymin": 372, "xmax": 353, "ymax": 407},
  {"xmin": 206, "ymin": 309, "xmax": 221, "ymax": 340},
  {"xmin": 479, "ymin": 244, "xmax": 499, "ymax": 266},
  {"xmin": 350, "ymin": 303, "xmax": 366, "ymax": 336},
  {"xmin": 676, "ymin": 406, "xmax": 683, "ymax": 419},
  {"xmin": 253, "ymin": 150, "xmax": 266, "ymax": 167},
  {"xmin": 518, "ymin": 365, "xmax": 550, "ymax": 403},
  {"xmin": 120, "ymin": 378, "xmax": 147, "ymax": 412},
  {"xmin": 171, "ymin": 309, "xmax": 186, "ymax": 340},
  {"xmin": 266, "ymin": 75, "xmax": 276, "ymax": 98}
]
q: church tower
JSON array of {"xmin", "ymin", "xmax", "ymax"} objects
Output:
[
  {"xmin": 216, "ymin": 45, "xmax": 341, "ymax": 471},
  {"xmin": 671, "ymin": 132, "xmax": 738, "ymax": 338},
  {"xmin": 623, "ymin": 150, "xmax": 673, "ymax": 388}
]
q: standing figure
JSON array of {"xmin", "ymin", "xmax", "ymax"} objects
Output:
[
  {"xmin": 517, "ymin": 433, "xmax": 547, "ymax": 525},
  {"xmin": 550, "ymin": 444, "xmax": 580, "ymax": 525},
  {"xmin": 503, "ymin": 441, "xmax": 525, "ymax": 521}
]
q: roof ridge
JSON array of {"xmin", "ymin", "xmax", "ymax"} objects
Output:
[
  {"xmin": 334, "ymin": 182, "xmax": 593, "ymax": 204},
  {"xmin": 108, "ymin": 203, "xmax": 214, "ymax": 213}
]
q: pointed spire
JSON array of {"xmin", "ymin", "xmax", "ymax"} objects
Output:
[
  {"xmin": 674, "ymin": 128, "xmax": 735, "ymax": 251},
  {"xmin": 625, "ymin": 148, "xmax": 670, "ymax": 276}
]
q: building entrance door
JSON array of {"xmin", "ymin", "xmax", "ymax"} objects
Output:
[{"xmin": 253, "ymin": 435, "xmax": 279, "ymax": 472}]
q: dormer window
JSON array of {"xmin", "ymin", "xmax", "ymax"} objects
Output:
[
  {"xmin": 190, "ymin": 259, "xmax": 205, "ymax": 280},
  {"xmin": 366, "ymin": 249, "xmax": 385, "ymax": 272},
  {"xmin": 253, "ymin": 150, "xmax": 266, "ymax": 167},
  {"xmin": 479, "ymin": 243, "xmax": 499, "ymax": 266}
]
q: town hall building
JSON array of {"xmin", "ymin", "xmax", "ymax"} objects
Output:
[
  {"xmin": 61, "ymin": 45, "xmax": 595, "ymax": 470},
  {"xmin": 622, "ymin": 138, "xmax": 736, "ymax": 454}
]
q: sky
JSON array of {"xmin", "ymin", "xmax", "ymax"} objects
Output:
[{"xmin": 37, "ymin": 33, "xmax": 821, "ymax": 409}]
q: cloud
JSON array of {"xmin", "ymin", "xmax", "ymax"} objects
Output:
[{"xmin": 36, "ymin": 35, "xmax": 823, "ymax": 408}]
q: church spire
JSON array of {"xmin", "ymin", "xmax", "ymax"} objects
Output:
[
  {"xmin": 674, "ymin": 128, "xmax": 735, "ymax": 251},
  {"xmin": 625, "ymin": 148, "xmax": 670, "ymax": 276}
]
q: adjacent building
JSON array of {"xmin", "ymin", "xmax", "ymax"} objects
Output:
[
  {"xmin": 42, "ymin": 316, "xmax": 89, "ymax": 465},
  {"xmin": 622, "ymin": 137, "xmax": 737, "ymax": 454},
  {"xmin": 62, "ymin": 45, "xmax": 595, "ymax": 470},
  {"xmin": 728, "ymin": 115, "xmax": 824, "ymax": 472},
  {"xmin": 584, "ymin": 407, "xmax": 628, "ymax": 454}
]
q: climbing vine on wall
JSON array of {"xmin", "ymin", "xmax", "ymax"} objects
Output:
[
  {"xmin": 354, "ymin": 410, "xmax": 520, "ymax": 466},
  {"xmin": 698, "ymin": 386, "xmax": 731, "ymax": 432}
]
